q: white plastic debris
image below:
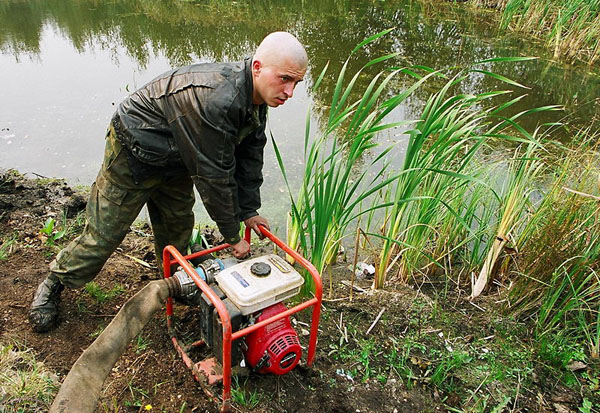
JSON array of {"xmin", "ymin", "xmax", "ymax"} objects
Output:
[
  {"xmin": 336, "ymin": 369, "xmax": 354, "ymax": 382},
  {"xmin": 355, "ymin": 262, "xmax": 375, "ymax": 279}
]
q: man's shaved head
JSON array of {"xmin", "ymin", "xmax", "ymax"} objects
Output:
[
  {"xmin": 251, "ymin": 32, "xmax": 308, "ymax": 107},
  {"xmin": 253, "ymin": 31, "xmax": 308, "ymax": 68}
]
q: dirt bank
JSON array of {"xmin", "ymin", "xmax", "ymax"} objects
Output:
[{"xmin": 0, "ymin": 170, "xmax": 584, "ymax": 412}]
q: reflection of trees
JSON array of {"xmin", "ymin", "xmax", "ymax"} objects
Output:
[
  {"xmin": 0, "ymin": 0, "xmax": 597, "ymax": 130},
  {"xmin": 0, "ymin": 1, "xmax": 43, "ymax": 59}
]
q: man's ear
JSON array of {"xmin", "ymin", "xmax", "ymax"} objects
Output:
[{"xmin": 252, "ymin": 59, "xmax": 262, "ymax": 75}]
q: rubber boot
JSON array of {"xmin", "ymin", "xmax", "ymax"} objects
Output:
[{"xmin": 29, "ymin": 273, "xmax": 64, "ymax": 333}]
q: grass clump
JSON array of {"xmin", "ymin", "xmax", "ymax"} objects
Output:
[
  {"xmin": 85, "ymin": 282, "xmax": 125, "ymax": 303},
  {"xmin": 277, "ymin": 28, "xmax": 416, "ymax": 284},
  {"xmin": 231, "ymin": 377, "xmax": 263, "ymax": 409},
  {"xmin": 134, "ymin": 334, "xmax": 151, "ymax": 354},
  {"xmin": 276, "ymin": 28, "xmax": 553, "ymax": 292},
  {"xmin": 374, "ymin": 66, "xmax": 549, "ymax": 288},
  {"xmin": 473, "ymin": 0, "xmax": 600, "ymax": 65},
  {"xmin": 0, "ymin": 233, "xmax": 17, "ymax": 261},
  {"xmin": 0, "ymin": 343, "xmax": 59, "ymax": 412},
  {"xmin": 504, "ymin": 134, "xmax": 600, "ymax": 362}
]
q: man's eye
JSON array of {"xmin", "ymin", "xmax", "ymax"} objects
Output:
[{"xmin": 281, "ymin": 76, "xmax": 290, "ymax": 82}]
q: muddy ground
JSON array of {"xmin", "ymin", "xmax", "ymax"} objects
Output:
[{"xmin": 0, "ymin": 170, "xmax": 583, "ymax": 412}]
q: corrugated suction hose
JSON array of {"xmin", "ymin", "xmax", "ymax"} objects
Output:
[{"xmin": 50, "ymin": 277, "xmax": 181, "ymax": 413}]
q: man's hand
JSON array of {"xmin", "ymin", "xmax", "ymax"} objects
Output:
[
  {"xmin": 231, "ymin": 239, "xmax": 250, "ymax": 259},
  {"xmin": 244, "ymin": 215, "xmax": 270, "ymax": 239}
]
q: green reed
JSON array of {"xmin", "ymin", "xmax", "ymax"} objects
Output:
[
  {"xmin": 475, "ymin": 0, "xmax": 600, "ymax": 64},
  {"xmin": 374, "ymin": 58, "xmax": 554, "ymax": 288},
  {"xmin": 471, "ymin": 140, "xmax": 545, "ymax": 298},
  {"xmin": 274, "ymin": 29, "xmax": 426, "ymax": 281},
  {"xmin": 506, "ymin": 133, "xmax": 600, "ymax": 357}
]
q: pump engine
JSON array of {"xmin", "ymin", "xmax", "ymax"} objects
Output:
[{"xmin": 172, "ymin": 254, "xmax": 304, "ymax": 374}]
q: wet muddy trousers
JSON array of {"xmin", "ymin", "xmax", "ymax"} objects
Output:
[
  {"xmin": 49, "ymin": 127, "xmax": 195, "ymax": 288},
  {"xmin": 50, "ymin": 279, "xmax": 180, "ymax": 413}
]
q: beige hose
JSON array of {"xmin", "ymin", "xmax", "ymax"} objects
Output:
[{"xmin": 50, "ymin": 278, "xmax": 180, "ymax": 413}]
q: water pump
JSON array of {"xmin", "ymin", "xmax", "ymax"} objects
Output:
[
  {"xmin": 163, "ymin": 226, "xmax": 323, "ymax": 413},
  {"xmin": 244, "ymin": 302, "xmax": 302, "ymax": 374},
  {"xmin": 172, "ymin": 254, "xmax": 304, "ymax": 373}
]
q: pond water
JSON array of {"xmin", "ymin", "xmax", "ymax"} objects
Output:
[{"xmin": 1, "ymin": 0, "xmax": 599, "ymax": 231}]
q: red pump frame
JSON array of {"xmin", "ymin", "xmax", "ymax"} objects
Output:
[{"xmin": 163, "ymin": 225, "xmax": 322, "ymax": 413}]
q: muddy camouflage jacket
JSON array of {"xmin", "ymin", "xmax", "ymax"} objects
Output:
[{"xmin": 114, "ymin": 58, "xmax": 267, "ymax": 244}]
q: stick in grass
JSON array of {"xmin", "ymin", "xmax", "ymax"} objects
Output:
[
  {"xmin": 366, "ymin": 307, "xmax": 386, "ymax": 335},
  {"xmin": 350, "ymin": 225, "xmax": 361, "ymax": 302}
]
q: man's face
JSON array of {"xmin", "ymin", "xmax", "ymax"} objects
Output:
[{"xmin": 252, "ymin": 58, "xmax": 306, "ymax": 107}]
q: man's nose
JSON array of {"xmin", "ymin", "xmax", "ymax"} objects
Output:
[{"xmin": 284, "ymin": 83, "xmax": 294, "ymax": 98}]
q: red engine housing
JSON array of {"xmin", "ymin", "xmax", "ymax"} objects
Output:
[{"xmin": 244, "ymin": 303, "xmax": 302, "ymax": 375}]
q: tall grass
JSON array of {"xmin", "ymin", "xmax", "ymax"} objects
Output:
[
  {"xmin": 474, "ymin": 0, "xmax": 600, "ymax": 65},
  {"xmin": 373, "ymin": 61, "xmax": 556, "ymax": 288},
  {"xmin": 505, "ymin": 133, "xmax": 600, "ymax": 357},
  {"xmin": 275, "ymin": 29, "xmax": 433, "ymax": 282},
  {"xmin": 275, "ymin": 31, "xmax": 559, "ymax": 293},
  {"xmin": 275, "ymin": 34, "xmax": 598, "ymax": 360},
  {"xmin": 471, "ymin": 140, "xmax": 545, "ymax": 298}
]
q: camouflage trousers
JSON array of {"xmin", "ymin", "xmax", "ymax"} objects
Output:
[{"xmin": 49, "ymin": 124, "xmax": 194, "ymax": 288}]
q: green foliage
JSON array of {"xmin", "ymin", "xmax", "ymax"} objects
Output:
[
  {"xmin": 0, "ymin": 233, "xmax": 17, "ymax": 261},
  {"xmin": 124, "ymin": 384, "xmax": 149, "ymax": 409},
  {"xmin": 430, "ymin": 350, "xmax": 472, "ymax": 391},
  {"xmin": 447, "ymin": 395, "xmax": 511, "ymax": 413},
  {"xmin": 359, "ymin": 339, "xmax": 377, "ymax": 381},
  {"xmin": 84, "ymin": 282, "xmax": 125, "ymax": 303},
  {"xmin": 538, "ymin": 331, "xmax": 587, "ymax": 370},
  {"xmin": 134, "ymin": 334, "xmax": 151, "ymax": 354},
  {"xmin": 506, "ymin": 135, "xmax": 600, "ymax": 359},
  {"xmin": 0, "ymin": 343, "xmax": 59, "ymax": 412},
  {"xmin": 375, "ymin": 58, "xmax": 555, "ymax": 288},
  {"xmin": 40, "ymin": 217, "xmax": 66, "ymax": 245},
  {"xmin": 473, "ymin": 334, "xmax": 534, "ymax": 384},
  {"xmin": 579, "ymin": 397, "xmax": 593, "ymax": 413},
  {"xmin": 89, "ymin": 324, "xmax": 106, "ymax": 339},
  {"xmin": 472, "ymin": 140, "xmax": 545, "ymax": 298},
  {"xmin": 231, "ymin": 377, "xmax": 263, "ymax": 409},
  {"xmin": 497, "ymin": 0, "xmax": 600, "ymax": 64},
  {"xmin": 188, "ymin": 226, "xmax": 210, "ymax": 249},
  {"xmin": 384, "ymin": 337, "xmax": 422, "ymax": 388},
  {"xmin": 39, "ymin": 211, "xmax": 85, "ymax": 249},
  {"xmin": 276, "ymin": 28, "xmax": 418, "ymax": 283}
]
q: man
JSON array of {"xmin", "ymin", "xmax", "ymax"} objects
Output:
[{"xmin": 29, "ymin": 32, "xmax": 308, "ymax": 333}]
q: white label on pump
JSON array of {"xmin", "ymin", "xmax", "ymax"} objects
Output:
[{"xmin": 231, "ymin": 271, "xmax": 249, "ymax": 288}]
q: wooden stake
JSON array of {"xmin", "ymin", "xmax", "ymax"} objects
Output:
[
  {"xmin": 341, "ymin": 280, "xmax": 366, "ymax": 293},
  {"xmin": 328, "ymin": 266, "xmax": 333, "ymax": 299},
  {"xmin": 366, "ymin": 307, "xmax": 386, "ymax": 335},
  {"xmin": 350, "ymin": 225, "xmax": 361, "ymax": 302}
]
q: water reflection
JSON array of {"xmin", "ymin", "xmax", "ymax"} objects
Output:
[
  {"xmin": 1, "ymin": 0, "xmax": 598, "ymax": 227},
  {"xmin": 2, "ymin": 0, "xmax": 599, "ymax": 109}
]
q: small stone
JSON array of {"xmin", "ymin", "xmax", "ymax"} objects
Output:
[
  {"xmin": 552, "ymin": 403, "xmax": 571, "ymax": 413},
  {"xmin": 566, "ymin": 360, "xmax": 587, "ymax": 372}
]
